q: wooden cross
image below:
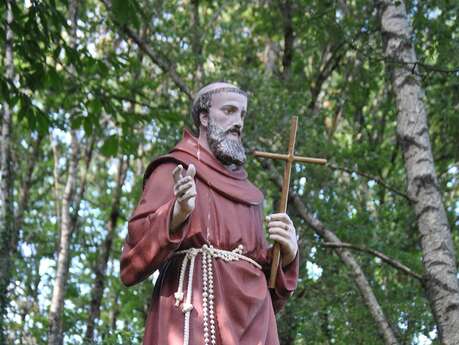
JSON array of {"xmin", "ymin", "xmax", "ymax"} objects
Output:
[{"xmin": 254, "ymin": 116, "xmax": 327, "ymax": 288}]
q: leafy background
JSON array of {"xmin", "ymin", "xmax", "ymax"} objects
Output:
[{"xmin": 1, "ymin": 0, "xmax": 458, "ymax": 344}]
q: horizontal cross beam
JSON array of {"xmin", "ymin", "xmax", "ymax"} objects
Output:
[{"xmin": 253, "ymin": 151, "xmax": 327, "ymax": 165}]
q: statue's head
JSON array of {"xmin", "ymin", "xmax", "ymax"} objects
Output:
[{"xmin": 191, "ymin": 82, "xmax": 248, "ymax": 167}]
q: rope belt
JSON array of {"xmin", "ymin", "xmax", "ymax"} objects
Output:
[{"xmin": 172, "ymin": 244, "xmax": 262, "ymax": 345}]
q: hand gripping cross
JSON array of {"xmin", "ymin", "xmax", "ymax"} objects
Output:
[{"xmin": 254, "ymin": 116, "xmax": 327, "ymax": 288}]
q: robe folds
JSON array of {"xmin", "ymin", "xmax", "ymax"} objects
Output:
[{"xmin": 120, "ymin": 129, "xmax": 299, "ymax": 345}]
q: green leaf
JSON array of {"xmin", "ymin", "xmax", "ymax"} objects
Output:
[
  {"xmin": 83, "ymin": 116, "xmax": 93, "ymax": 136},
  {"xmin": 70, "ymin": 115, "xmax": 84, "ymax": 130},
  {"xmin": 100, "ymin": 134, "xmax": 119, "ymax": 157},
  {"xmin": 111, "ymin": 0, "xmax": 140, "ymax": 29}
]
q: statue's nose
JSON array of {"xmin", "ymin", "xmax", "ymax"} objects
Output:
[{"xmin": 233, "ymin": 115, "xmax": 243, "ymax": 129}]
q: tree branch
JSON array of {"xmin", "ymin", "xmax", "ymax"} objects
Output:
[
  {"xmin": 100, "ymin": 0, "xmax": 193, "ymax": 100},
  {"xmin": 348, "ymin": 40, "xmax": 459, "ymax": 76},
  {"xmin": 327, "ymin": 163, "xmax": 412, "ymax": 202},
  {"xmin": 323, "ymin": 242, "xmax": 423, "ymax": 282}
]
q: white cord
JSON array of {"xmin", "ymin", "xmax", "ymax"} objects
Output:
[{"xmin": 173, "ymin": 244, "xmax": 261, "ymax": 345}]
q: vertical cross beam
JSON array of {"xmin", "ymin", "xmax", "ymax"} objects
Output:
[{"xmin": 254, "ymin": 116, "xmax": 327, "ymax": 288}]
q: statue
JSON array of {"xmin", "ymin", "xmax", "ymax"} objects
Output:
[{"xmin": 120, "ymin": 82, "xmax": 299, "ymax": 345}]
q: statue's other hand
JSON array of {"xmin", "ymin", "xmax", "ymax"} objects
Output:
[
  {"xmin": 266, "ymin": 213, "xmax": 298, "ymax": 267},
  {"xmin": 172, "ymin": 164, "xmax": 197, "ymax": 217}
]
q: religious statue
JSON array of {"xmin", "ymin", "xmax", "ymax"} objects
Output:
[{"xmin": 120, "ymin": 82, "xmax": 299, "ymax": 345}]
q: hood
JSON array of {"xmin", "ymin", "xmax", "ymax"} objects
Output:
[{"xmin": 143, "ymin": 129, "xmax": 263, "ymax": 206}]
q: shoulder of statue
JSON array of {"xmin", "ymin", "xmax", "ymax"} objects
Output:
[{"xmin": 142, "ymin": 153, "xmax": 187, "ymax": 190}]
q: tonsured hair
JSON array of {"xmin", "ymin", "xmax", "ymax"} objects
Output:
[{"xmin": 191, "ymin": 87, "xmax": 248, "ymax": 130}]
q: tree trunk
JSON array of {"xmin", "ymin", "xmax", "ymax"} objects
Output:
[
  {"xmin": 0, "ymin": 0, "xmax": 15, "ymax": 341},
  {"xmin": 48, "ymin": 1, "xmax": 80, "ymax": 343},
  {"xmin": 279, "ymin": 0, "xmax": 294, "ymax": 80},
  {"xmin": 84, "ymin": 156, "xmax": 128, "ymax": 343},
  {"xmin": 190, "ymin": 0, "xmax": 204, "ymax": 85},
  {"xmin": 262, "ymin": 160, "xmax": 399, "ymax": 345},
  {"xmin": 48, "ymin": 133, "xmax": 92, "ymax": 345},
  {"xmin": 13, "ymin": 134, "xmax": 44, "ymax": 251},
  {"xmin": 52, "ymin": 139, "xmax": 62, "ymax": 230},
  {"xmin": 47, "ymin": 131, "xmax": 79, "ymax": 345},
  {"xmin": 110, "ymin": 291, "xmax": 120, "ymax": 332},
  {"xmin": 379, "ymin": 1, "xmax": 459, "ymax": 343}
]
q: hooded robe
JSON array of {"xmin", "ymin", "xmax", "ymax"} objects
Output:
[{"xmin": 120, "ymin": 129, "xmax": 299, "ymax": 345}]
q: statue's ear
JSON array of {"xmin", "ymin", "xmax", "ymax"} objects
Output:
[{"xmin": 200, "ymin": 111, "xmax": 209, "ymax": 128}]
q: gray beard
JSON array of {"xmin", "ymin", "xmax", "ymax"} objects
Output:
[{"xmin": 207, "ymin": 120, "xmax": 246, "ymax": 167}]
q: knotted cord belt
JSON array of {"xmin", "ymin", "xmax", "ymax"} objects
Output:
[{"xmin": 172, "ymin": 244, "xmax": 262, "ymax": 345}]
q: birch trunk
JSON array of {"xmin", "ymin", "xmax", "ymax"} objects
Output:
[
  {"xmin": 52, "ymin": 141, "xmax": 62, "ymax": 229},
  {"xmin": 84, "ymin": 157, "xmax": 128, "ymax": 342},
  {"xmin": 379, "ymin": 1, "xmax": 459, "ymax": 343},
  {"xmin": 47, "ymin": 131, "xmax": 79, "ymax": 345},
  {"xmin": 0, "ymin": 0, "xmax": 15, "ymax": 341},
  {"xmin": 47, "ymin": 1, "xmax": 80, "ymax": 343}
]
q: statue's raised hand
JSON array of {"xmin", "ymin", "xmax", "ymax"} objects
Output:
[{"xmin": 170, "ymin": 164, "xmax": 196, "ymax": 232}]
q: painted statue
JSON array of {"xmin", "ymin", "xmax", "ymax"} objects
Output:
[{"xmin": 120, "ymin": 82, "xmax": 299, "ymax": 345}]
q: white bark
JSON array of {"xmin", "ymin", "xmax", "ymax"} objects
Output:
[
  {"xmin": 379, "ymin": 1, "xmax": 459, "ymax": 343},
  {"xmin": 47, "ymin": 131, "xmax": 79, "ymax": 345},
  {"xmin": 0, "ymin": 0, "xmax": 15, "ymax": 341},
  {"xmin": 48, "ymin": 0, "xmax": 80, "ymax": 341},
  {"xmin": 52, "ymin": 140, "xmax": 62, "ymax": 229}
]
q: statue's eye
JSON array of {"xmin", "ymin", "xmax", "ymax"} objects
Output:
[{"xmin": 223, "ymin": 106, "xmax": 236, "ymax": 114}]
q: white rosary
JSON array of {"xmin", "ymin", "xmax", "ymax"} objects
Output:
[{"xmin": 173, "ymin": 244, "xmax": 262, "ymax": 345}]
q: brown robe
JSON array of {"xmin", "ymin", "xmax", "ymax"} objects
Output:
[{"xmin": 121, "ymin": 129, "xmax": 299, "ymax": 345}]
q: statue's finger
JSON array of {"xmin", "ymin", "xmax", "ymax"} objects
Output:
[
  {"xmin": 172, "ymin": 165, "xmax": 184, "ymax": 183},
  {"xmin": 268, "ymin": 227, "xmax": 290, "ymax": 237},
  {"xmin": 175, "ymin": 182, "xmax": 193, "ymax": 196},
  {"xmin": 269, "ymin": 234, "xmax": 290, "ymax": 247},
  {"xmin": 186, "ymin": 164, "xmax": 196, "ymax": 178},
  {"xmin": 268, "ymin": 221, "xmax": 289, "ymax": 231},
  {"xmin": 174, "ymin": 176, "xmax": 192, "ymax": 188},
  {"xmin": 177, "ymin": 190, "xmax": 196, "ymax": 202},
  {"xmin": 267, "ymin": 213, "xmax": 291, "ymax": 223}
]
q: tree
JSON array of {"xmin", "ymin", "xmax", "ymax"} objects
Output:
[
  {"xmin": 379, "ymin": 1, "xmax": 459, "ymax": 343},
  {"xmin": 47, "ymin": 1, "xmax": 81, "ymax": 344},
  {"xmin": 0, "ymin": 0, "xmax": 15, "ymax": 341}
]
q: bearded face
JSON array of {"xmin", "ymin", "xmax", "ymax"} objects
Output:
[{"xmin": 206, "ymin": 116, "xmax": 246, "ymax": 167}]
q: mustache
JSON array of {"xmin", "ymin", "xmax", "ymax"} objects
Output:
[{"xmin": 224, "ymin": 126, "xmax": 242, "ymax": 137}]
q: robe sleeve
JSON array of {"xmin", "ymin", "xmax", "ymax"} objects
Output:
[
  {"xmin": 266, "ymin": 248, "xmax": 299, "ymax": 313},
  {"xmin": 120, "ymin": 162, "xmax": 191, "ymax": 287}
]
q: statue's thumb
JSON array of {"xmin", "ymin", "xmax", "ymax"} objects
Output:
[{"xmin": 186, "ymin": 164, "xmax": 196, "ymax": 178}]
